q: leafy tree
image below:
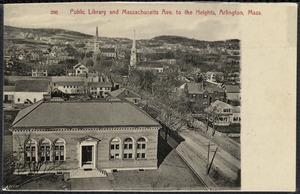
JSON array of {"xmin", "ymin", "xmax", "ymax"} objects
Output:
[
  {"xmin": 86, "ymin": 51, "xmax": 94, "ymax": 58},
  {"xmin": 86, "ymin": 59, "xmax": 94, "ymax": 67}
]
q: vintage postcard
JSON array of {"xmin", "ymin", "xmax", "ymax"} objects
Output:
[{"xmin": 2, "ymin": 2, "xmax": 297, "ymax": 191}]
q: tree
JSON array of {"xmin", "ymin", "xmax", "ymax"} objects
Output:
[
  {"xmin": 86, "ymin": 51, "xmax": 94, "ymax": 58},
  {"xmin": 12, "ymin": 134, "xmax": 64, "ymax": 176},
  {"xmin": 86, "ymin": 59, "xmax": 94, "ymax": 67}
]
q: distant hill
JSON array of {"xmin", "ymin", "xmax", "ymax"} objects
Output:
[
  {"xmin": 4, "ymin": 25, "xmax": 93, "ymax": 39},
  {"xmin": 151, "ymin": 35, "xmax": 239, "ymax": 49}
]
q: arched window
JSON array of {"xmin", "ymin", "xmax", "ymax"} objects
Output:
[
  {"xmin": 39, "ymin": 139, "xmax": 51, "ymax": 162},
  {"xmin": 110, "ymin": 137, "xmax": 120, "ymax": 160},
  {"xmin": 123, "ymin": 138, "xmax": 133, "ymax": 159},
  {"xmin": 25, "ymin": 139, "xmax": 37, "ymax": 162},
  {"xmin": 137, "ymin": 137, "xmax": 147, "ymax": 159},
  {"xmin": 54, "ymin": 139, "xmax": 65, "ymax": 161}
]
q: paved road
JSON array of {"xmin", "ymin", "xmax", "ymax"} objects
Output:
[
  {"xmin": 179, "ymin": 129, "xmax": 240, "ymax": 181},
  {"xmin": 192, "ymin": 119, "xmax": 241, "ymax": 160}
]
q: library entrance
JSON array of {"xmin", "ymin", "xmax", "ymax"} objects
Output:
[
  {"xmin": 78, "ymin": 136, "xmax": 100, "ymax": 170},
  {"xmin": 82, "ymin": 146, "xmax": 93, "ymax": 166}
]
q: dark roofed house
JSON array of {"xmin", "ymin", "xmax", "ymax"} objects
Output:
[
  {"xmin": 10, "ymin": 101, "xmax": 161, "ymax": 177},
  {"xmin": 225, "ymin": 85, "xmax": 241, "ymax": 102},
  {"xmin": 185, "ymin": 82, "xmax": 225, "ymax": 109},
  {"xmin": 14, "ymin": 79, "xmax": 51, "ymax": 106},
  {"xmin": 108, "ymin": 88, "xmax": 142, "ymax": 104}
]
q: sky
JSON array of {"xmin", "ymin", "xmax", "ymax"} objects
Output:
[{"xmin": 4, "ymin": 2, "xmax": 241, "ymax": 41}]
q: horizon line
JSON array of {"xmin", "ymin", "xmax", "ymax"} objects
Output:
[{"xmin": 4, "ymin": 25, "xmax": 240, "ymax": 42}]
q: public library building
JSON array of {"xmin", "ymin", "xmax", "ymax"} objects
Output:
[{"xmin": 10, "ymin": 100, "xmax": 161, "ymax": 176}]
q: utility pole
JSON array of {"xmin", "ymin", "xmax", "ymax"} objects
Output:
[
  {"xmin": 204, "ymin": 139, "xmax": 218, "ymax": 175},
  {"xmin": 206, "ymin": 142, "xmax": 210, "ymax": 173},
  {"xmin": 207, "ymin": 147, "xmax": 218, "ymax": 175}
]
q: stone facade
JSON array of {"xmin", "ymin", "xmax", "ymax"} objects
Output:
[{"xmin": 12, "ymin": 127, "xmax": 159, "ymax": 174}]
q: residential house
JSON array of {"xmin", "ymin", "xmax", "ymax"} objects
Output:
[
  {"xmin": 88, "ymin": 82, "xmax": 113, "ymax": 98},
  {"xmin": 108, "ymin": 88, "xmax": 142, "ymax": 104},
  {"xmin": 204, "ymin": 100, "xmax": 240, "ymax": 126},
  {"xmin": 14, "ymin": 79, "xmax": 51, "ymax": 106},
  {"xmin": 224, "ymin": 84, "xmax": 241, "ymax": 102},
  {"xmin": 173, "ymin": 82, "xmax": 187, "ymax": 95},
  {"xmin": 32, "ymin": 69, "xmax": 48, "ymax": 77},
  {"xmin": 227, "ymin": 72, "xmax": 240, "ymax": 84},
  {"xmin": 46, "ymin": 57, "xmax": 60, "ymax": 65},
  {"xmin": 205, "ymin": 72, "xmax": 224, "ymax": 83},
  {"xmin": 157, "ymin": 59, "xmax": 176, "ymax": 65},
  {"xmin": 66, "ymin": 69, "xmax": 76, "ymax": 76},
  {"xmin": 17, "ymin": 54, "xmax": 25, "ymax": 61},
  {"xmin": 136, "ymin": 62, "xmax": 164, "ymax": 73},
  {"xmin": 30, "ymin": 50, "xmax": 43, "ymax": 60},
  {"xmin": 185, "ymin": 82, "xmax": 211, "ymax": 107},
  {"xmin": 86, "ymin": 73, "xmax": 100, "ymax": 83},
  {"xmin": 3, "ymin": 86, "xmax": 15, "ymax": 104},
  {"xmin": 231, "ymin": 106, "xmax": 241, "ymax": 124},
  {"xmin": 51, "ymin": 76, "xmax": 86, "ymax": 94},
  {"xmin": 100, "ymin": 48, "xmax": 117, "ymax": 59},
  {"xmin": 73, "ymin": 63, "xmax": 89, "ymax": 76},
  {"xmin": 205, "ymin": 83, "xmax": 226, "ymax": 102},
  {"xmin": 10, "ymin": 101, "xmax": 161, "ymax": 175},
  {"xmin": 185, "ymin": 82, "xmax": 225, "ymax": 108}
]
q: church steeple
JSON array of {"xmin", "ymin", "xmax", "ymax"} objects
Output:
[
  {"xmin": 95, "ymin": 26, "xmax": 99, "ymax": 42},
  {"xmin": 92, "ymin": 26, "xmax": 99, "ymax": 67},
  {"xmin": 130, "ymin": 30, "xmax": 137, "ymax": 67}
]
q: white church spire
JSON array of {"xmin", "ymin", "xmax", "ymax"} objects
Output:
[{"xmin": 130, "ymin": 30, "xmax": 137, "ymax": 67}]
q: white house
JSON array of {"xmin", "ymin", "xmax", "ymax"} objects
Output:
[
  {"xmin": 88, "ymin": 82, "xmax": 113, "ymax": 98},
  {"xmin": 205, "ymin": 100, "xmax": 240, "ymax": 126},
  {"xmin": 205, "ymin": 72, "xmax": 224, "ymax": 83},
  {"xmin": 51, "ymin": 76, "xmax": 86, "ymax": 94},
  {"xmin": 14, "ymin": 79, "xmax": 51, "ymax": 106}
]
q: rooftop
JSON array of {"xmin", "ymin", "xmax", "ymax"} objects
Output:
[
  {"xmin": 205, "ymin": 100, "xmax": 232, "ymax": 113},
  {"xmin": 52, "ymin": 76, "xmax": 86, "ymax": 83},
  {"xmin": 100, "ymin": 48, "xmax": 116, "ymax": 53},
  {"xmin": 11, "ymin": 101, "xmax": 161, "ymax": 129},
  {"xmin": 232, "ymin": 106, "xmax": 240, "ymax": 113},
  {"xmin": 14, "ymin": 79, "xmax": 50, "ymax": 92},
  {"xmin": 4, "ymin": 86, "xmax": 15, "ymax": 92},
  {"xmin": 225, "ymin": 85, "xmax": 240, "ymax": 93},
  {"xmin": 73, "ymin": 63, "xmax": 87, "ymax": 69},
  {"xmin": 186, "ymin": 83, "xmax": 206, "ymax": 94},
  {"xmin": 138, "ymin": 61, "xmax": 164, "ymax": 68},
  {"xmin": 109, "ymin": 88, "xmax": 141, "ymax": 98},
  {"xmin": 88, "ymin": 82, "xmax": 112, "ymax": 87}
]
